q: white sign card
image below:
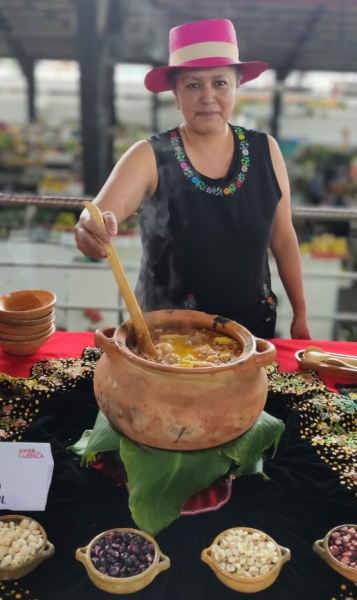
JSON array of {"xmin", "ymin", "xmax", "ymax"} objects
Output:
[{"xmin": 0, "ymin": 442, "xmax": 54, "ymax": 511}]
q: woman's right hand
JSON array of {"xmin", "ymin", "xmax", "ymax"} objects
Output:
[{"xmin": 74, "ymin": 208, "xmax": 118, "ymax": 258}]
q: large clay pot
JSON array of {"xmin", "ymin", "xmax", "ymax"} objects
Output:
[{"xmin": 93, "ymin": 310, "xmax": 276, "ymax": 451}]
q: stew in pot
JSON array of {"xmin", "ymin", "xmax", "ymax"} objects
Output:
[{"xmin": 129, "ymin": 328, "xmax": 243, "ymax": 367}]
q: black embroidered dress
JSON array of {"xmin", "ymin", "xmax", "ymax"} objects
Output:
[{"xmin": 135, "ymin": 124, "xmax": 281, "ymax": 337}]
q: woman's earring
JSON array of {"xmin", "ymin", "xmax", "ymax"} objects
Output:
[{"xmin": 176, "ymin": 101, "xmax": 180, "ymax": 110}]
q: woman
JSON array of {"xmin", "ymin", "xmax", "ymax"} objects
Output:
[{"xmin": 75, "ymin": 18, "xmax": 311, "ymax": 339}]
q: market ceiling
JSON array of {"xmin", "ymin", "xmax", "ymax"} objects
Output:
[{"xmin": 0, "ymin": 0, "xmax": 356, "ymax": 79}]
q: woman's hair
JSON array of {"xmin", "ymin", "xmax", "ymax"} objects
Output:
[
  {"xmin": 167, "ymin": 69, "xmax": 179, "ymax": 90},
  {"xmin": 167, "ymin": 65, "xmax": 242, "ymax": 89}
]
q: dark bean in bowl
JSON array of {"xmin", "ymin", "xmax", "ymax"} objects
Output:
[{"xmin": 90, "ymin": 531, "xmax": 155, "ymax": 578}]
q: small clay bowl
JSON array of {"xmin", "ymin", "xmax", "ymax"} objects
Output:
[
  {"xmin": 0, "ymin": 324, "xmax": 55, "ymax": 356},
  {"xmin": 0, "ymin": 311, "xmax": 55, "ymax": 328},
  {"xmin": 0, "ymin": 323, "xmax": 55, "ymax": 342},
  {"xmin": 201, "ymin": 527, "xmax": 291, "ymax": 593},
  {"xmin": 76, "ymin": 527, "xmax": 170, "ymax": 594},
  {"xmin": 313, "ymin": 524, "xmax": 357, "ymax": 582},
  {"xmin": 0, "ymin": 514, "xmax": 55, "ymax": 580},
  {"xmin": 0, "ymin": 313, "xmax": 55, "ymax": 336},
  {"xmin": 0, "ymin": 289, "xmax": 56, "ymax": 320}
]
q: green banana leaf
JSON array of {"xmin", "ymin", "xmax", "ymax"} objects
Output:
[
  {"xmin": 220, "ymin": 411, "xmax": 285, "ymax": 476},
  {"xmin": 120, "ymin": 438, "xmax": 232, "ymax": 535},
  {"xmin": 67, "ymin": 429, "xmax": 92, "ymax": 458},
  {"xmin": 69, "ymin": 409, "xmax": 284, "ymax": 535},
  {"xmin": 68, "ymin": 410, "xmax": 122, "ymax": 460}
]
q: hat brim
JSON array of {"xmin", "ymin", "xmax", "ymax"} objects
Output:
[{"xmin": 144, "ymin": 59, "xmax": 269, "ymax": 93}]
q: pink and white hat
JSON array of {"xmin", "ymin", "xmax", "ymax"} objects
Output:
[{"xmin": 144, "ymin": 18, "xmax": 268, "ymax": 93}]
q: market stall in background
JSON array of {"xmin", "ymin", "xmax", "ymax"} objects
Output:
[{"xmin": 0, "ymin": 0, "xmax": 357, "ymax": 340}]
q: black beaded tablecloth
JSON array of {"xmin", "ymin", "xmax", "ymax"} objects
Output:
[{"xmin": 0, "ymin": 347, "xmax": 356, "ymax": 600}]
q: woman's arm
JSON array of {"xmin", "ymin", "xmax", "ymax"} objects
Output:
[
  {"xmin": 74, "ymin": 140, "xmax": 158, "ymax": 258},
  {"xmin": 268, "ymin": 135, "xmax": 311, "ymax": 339}
]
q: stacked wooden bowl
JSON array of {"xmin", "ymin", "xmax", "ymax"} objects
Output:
[{"xmin": 0, "ymin": 289, "xmax": 56, "ymax": 356}]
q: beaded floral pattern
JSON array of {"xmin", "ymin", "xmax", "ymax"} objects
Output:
[
  {"xmin": 298, "ymin": 391, "xmax": 357, "ymax": 494},
  {"xmin": 266, "ymin": 364, "xmax": 327, "ymax": 401},
  {"xmin": 0, "ymin": 347, "xmax": 100, "ymax": 441},
  {"xmin": 265, "ymin": 366, "xmax": 357, "ymax": 496},
  {"xmin": 170, "ymin": 126, "xmax": 250, "ymax": 196}
]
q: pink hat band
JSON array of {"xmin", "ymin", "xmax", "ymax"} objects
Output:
[{"xmin": 145, "ymin": 19, "xmax": 268, "ymax": 93}]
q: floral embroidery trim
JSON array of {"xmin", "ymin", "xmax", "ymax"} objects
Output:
[
  {"xmin": 263, "ymin": 283, "xmax": 276, "ymax": 311},
  {"xmin": 170, "ymin": 126, "xmax": 250, "ymax": 196}
]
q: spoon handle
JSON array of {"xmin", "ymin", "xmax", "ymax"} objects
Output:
[
  {"xmin": 83, "ymin": 202, "xmax": 158, "ymax": 358},
  {"xmin": 305, "ymin": 345, "xmax": 357, "ymax": 365},
  {"xmin": 325, "ymin": 352, "xmax": 357, "ymax": 365},
  {"xmin": 324, "ymin": 357, "xmax": 357, "ymax": 369}
]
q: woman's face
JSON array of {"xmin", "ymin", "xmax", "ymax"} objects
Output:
[{"xmin": 174, "ymin": 66, "xmax": 239, "ymax": 133}]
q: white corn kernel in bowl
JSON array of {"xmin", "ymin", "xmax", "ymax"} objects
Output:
[
  {"xmin": 201, "ymin": 526, "xmax": 291, "ymax": 593},
  {"xmin": 0, "ymin": 514, "xmax": 54, "ymax": 580}
]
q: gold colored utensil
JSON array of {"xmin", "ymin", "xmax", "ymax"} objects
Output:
[{"xmin": 83, "ymin": 201, "xmax": 158, "ymax": 359}]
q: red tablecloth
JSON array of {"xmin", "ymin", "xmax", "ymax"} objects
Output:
[
  {"xmin": 1, "ymin": 332, "xmax": 357, "ymax": 380},
  {"xmin": 0, "ymin": 331, "xmax": 95, "ymax": 377}
]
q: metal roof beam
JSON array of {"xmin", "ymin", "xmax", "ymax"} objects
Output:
[
  {"xmin": 0, "ymin": 5, "xmax": 32, "ymax": 75},
  {"xmin": 276, "ymin": 6, "xmax": 325, "ymax": 80},
  {"xmin": 0, "ymin": 4, "xmax": 37, "ymax": 122},
  {"xmin": 76, "ymin": 0, "xmax": 100, "ymax": 195}
]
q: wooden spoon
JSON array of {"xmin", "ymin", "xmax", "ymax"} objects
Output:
[
  {"xmin": 83, "ymin": 201, "xmax": 158, "ymax": 359},
  {"xmin": 323, "ymin": 357, "xmax": 357, "ymax": 370},
  {"xmin": 304, "ymin": 345, "xmax": 357, "ymax": 368}
]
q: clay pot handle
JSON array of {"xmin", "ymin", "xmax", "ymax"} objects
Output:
[
  {"xmin": 42, "ymin": 540, "xmax": 55, "ymax": 559},
  {"xmin": 312, "ymin": 539, "xmax": 326, "ymax": 559},
  {"xmin": 200, "ymin": 547, "xmax": 214, "ymax": 567},
  {"xmin": 254, "ymin": 338, "xmax": 276, "ymax": 368},
  {"xmin": 94, "ymin": 327, "xmax": 122, "ymax": 358},
  {"xmin": 156, "ymin": 552, "xmax": 171, "ymax": 573},
  {"xmin": 279, "ymin": 546, "xmax": 291, "ymax": 564},
  {"xmin": 75, "ymin": 546, "xmax": 88, "ymax": 565}
]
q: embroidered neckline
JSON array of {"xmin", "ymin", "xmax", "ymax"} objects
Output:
[{"xmin": 170, "ymin": 126, "xmax": 250, "ymax": 196}]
